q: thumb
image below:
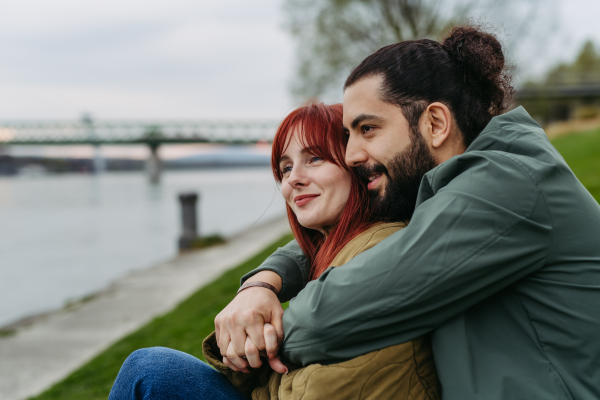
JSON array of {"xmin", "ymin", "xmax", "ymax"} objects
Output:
[{"xmin": 268, "ymin": 356, "xmax": 288, "ymax": 375}]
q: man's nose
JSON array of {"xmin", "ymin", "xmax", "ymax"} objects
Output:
[{"xmin": 345, "ymin": 135, "xmax": 368, "ymax": 167}]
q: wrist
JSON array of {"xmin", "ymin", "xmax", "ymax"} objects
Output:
[
  {"xmin": 237, "ymin": 281, "xmax": 279, "ymax": 296},
  {"xmin": 246, "ymin": 271, "xmax": 282, "ymax": 293}
]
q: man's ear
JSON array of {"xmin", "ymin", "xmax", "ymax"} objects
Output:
[{"xmin": 423, "ymin": 102, "xmax": 453, "ymax": 149}]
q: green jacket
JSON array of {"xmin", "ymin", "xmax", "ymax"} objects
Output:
[{"xmin": 243, "ymin": 107, "xmax": 600, "ymax": 399}]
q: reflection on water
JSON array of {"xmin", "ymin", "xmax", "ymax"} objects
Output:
[{"xmin": 0, "ymin": 168, "xmax": 286, "ymax": 327}]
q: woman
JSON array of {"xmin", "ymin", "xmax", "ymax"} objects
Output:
[{"xmin": 110, "ymin": 102, "xmax": 439, "ymax": 400}]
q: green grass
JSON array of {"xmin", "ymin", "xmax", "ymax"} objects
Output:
[
  {"xmin": 26, "ymin": 127, "xmax": 600, "ymax": 399},
  {"xmin": 551, "ymin": 128, "xmax": 600, "ymax": 202},
  {"xmin": 29, "ymin": 233, "xmax": 293, "ymax": 400}
]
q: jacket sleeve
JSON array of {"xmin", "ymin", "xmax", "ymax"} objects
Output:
[
  {"xmin": 281, "ymin": 152, "xmax": 553, "ymax": 366},
  {"xmin": 241, "ymin": 240, "xmax": 310, "ymax": 302}
]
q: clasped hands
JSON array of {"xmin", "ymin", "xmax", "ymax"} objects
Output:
[{"xmin": 214, "ymin": 273, "xmax": 288, "ymax": 374}]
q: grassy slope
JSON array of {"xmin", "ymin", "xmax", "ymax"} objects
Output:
[
  {"xmin": 550, "ymin": 128, "xmax": 600, "ymax": 202},
  {"xmin": 29, "ymin": 127, "xmax": 600, "ymax": 399},
  {"xmin": 29, "ymin": 233, "xmax": 293, "ymax": 400}
]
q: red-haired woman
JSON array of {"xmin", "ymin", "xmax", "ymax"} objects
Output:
[
  {"xmin": 109, "ymin": 102, "xmax": 440, "ymax": 400},
  {"xmin": 271, "ymin": 102, "xmax": 375, "ymax": 280}
]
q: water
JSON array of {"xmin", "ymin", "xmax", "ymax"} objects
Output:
[{"xmin": 0, "ymin": 168, "xmax": 286, "ymax": 328}]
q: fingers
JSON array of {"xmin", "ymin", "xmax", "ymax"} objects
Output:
[
  {"xmin": 214, "ymin": 312, "xmax": 224, "ymax": 352},
  {"xmin": 230, "ymin": 321, "xmax": 252, "ymax": 360},
  {"xmin": 244, "ymin": 337, "xmax": 262, "ymax": 369},
  {"xmin": 217, "ymin": 327, "xmax": 231, "ymax": 357},
  {"xmin": 270, "ymin": 309, "xmax": 285, "ymax": 345},
  {"xmin": 263, "ymin": 323, "xmax": 279, "ymax": 359},
  {"xmin": 226, "ymin": 342, "xmax": 249, "ymax": 373},
  {"xmin": 245, "ymin": 319, "xmax": 267, "ymax": 352},
  {"xmin": 268, "ymin": 355, "xmax": 288, "ymax": 375},
  {"xmin": 223, "ymin": 356, "xmax": 238, "ymax": 371},
  {"xmin": 215, "ymin": 324, "xmax": 221, "ymax": 348}
]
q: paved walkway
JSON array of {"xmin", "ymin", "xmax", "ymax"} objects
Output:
[{"xmin": 0, "ymin": 217, "xmax": 290, "ymax": 400}]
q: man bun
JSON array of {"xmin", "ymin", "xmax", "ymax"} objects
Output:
[
  {"xmin": 345, "ymin": 24, "xmax": 515, "ymax": 147},
  {"xmin": 442, "ymin": 26, "xmax": 514, "ymax": 117}
]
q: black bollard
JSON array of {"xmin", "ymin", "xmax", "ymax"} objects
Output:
[{"xmin": 178, "ymin": 192, "xmax": 199, "ymax": 251}]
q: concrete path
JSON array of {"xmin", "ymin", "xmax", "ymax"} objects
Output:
[{"xmin": 0, "ymin": 217, "xmax": 290, "ymax": 400}]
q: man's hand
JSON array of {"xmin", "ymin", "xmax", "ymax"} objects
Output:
[{"xmin": 214, "ymin": 271, "xmax": 284, "ymax": 366}]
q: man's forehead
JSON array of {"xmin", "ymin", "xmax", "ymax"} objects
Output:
[
  {"xmin": 344, "ymin": 76, "xmax": 381, "ymax": 101},
  {"xmin": 344, "ymin": 77, "xmax": 384, "ymax": 114}
]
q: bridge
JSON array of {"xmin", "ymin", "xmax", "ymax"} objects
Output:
[
  {"xmin": 0, "ymin": 119, "xmax": 279, "ymax": 182},
  {"xmin": 514, "ymin": 85, "xmax": 600, "ymax": 123}
]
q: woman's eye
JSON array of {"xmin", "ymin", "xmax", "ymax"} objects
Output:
[
  {"xmin": 282, "ymin": 165, "xmax": 292, "ymax": 175},
  {"xmin": 309, "ymin": 156, "xmax": 323, "ymax": 163}
]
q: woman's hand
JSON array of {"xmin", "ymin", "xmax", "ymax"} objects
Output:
[{"xmin": 222, "ymin": 323, "xmax": 288, "ymax": 374}]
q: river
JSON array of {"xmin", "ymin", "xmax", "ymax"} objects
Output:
[{"xmin": 0, "ymin": 168, "xmax": 286, "ymax": 328}]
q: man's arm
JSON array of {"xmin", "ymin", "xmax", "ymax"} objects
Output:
[
  {"xmin": 241, "ymin": 240, "xmax": 310, "ymax": 302},
  {"xmin": 281, "ymin": 152, "xmax": 553, "ymax": 366}
]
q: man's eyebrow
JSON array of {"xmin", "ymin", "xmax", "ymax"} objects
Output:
[{"xmin": 350, "ymin": 114, "xmax": 384, "ymax": 130}]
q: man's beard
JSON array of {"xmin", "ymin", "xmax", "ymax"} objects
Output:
[{"xmin": 355, "ymin": 131, "xmax": 437, "ymax": 223}]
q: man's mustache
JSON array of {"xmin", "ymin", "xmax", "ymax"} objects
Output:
[{"xmin": 354, "ymin": 163, "xmax": 390, "ymax": 184}]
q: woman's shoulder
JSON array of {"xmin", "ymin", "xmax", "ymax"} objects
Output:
[{"xmin": 330, "ymin": 222, "xmax": 407, "ymax": 267}]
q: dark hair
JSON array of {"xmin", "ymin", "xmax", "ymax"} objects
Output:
[{"xmin": 344, "ymin": 25, "xmax": 514, "ymax": 147}]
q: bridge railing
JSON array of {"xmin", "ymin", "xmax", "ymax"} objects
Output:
[{"xmin": 0, "ymin": 120, "xmax": 280, "ymax": 145}]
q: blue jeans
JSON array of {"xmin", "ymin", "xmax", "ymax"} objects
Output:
[{"xmin": 109, "ymin": 347, "xmax": 250, "ymax": 400}]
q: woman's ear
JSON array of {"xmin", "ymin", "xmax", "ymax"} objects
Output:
[{"xmin": 424, "ymin": 102, "xmax": 453, "ymax": 149}]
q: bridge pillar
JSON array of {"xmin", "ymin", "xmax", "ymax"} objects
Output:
[
  {"xmin": 147, "ymin": 144, "xmax": 161, "ymax": 184},
  {"xmin": 93, "ymin": 145, "xmax": 106, "ymax": 174}
]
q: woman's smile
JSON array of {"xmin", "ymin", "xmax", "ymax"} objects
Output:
[{"xmin": 294, "ymin": 194, "xmax": 320, "ymax": 206}]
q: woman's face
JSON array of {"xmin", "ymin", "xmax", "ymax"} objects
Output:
[{"xmin": 279, "ymin": 129, "xmax": 352, "ymax": 233}]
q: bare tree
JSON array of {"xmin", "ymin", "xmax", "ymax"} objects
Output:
[{"xmin": 283, "ymin": 0, "xmax": 556, "ymax": 101}]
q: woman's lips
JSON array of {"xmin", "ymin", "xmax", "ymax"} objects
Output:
[
  {"xmin": 367, "ymin": 174, "xmax": 382, "ymax": 190},
  {"xmin": 294, "ymin": 194, "xmax": 319, "ymax": 206}
]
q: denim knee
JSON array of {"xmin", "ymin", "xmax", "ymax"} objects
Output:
[
  {"xmin": 123, "ymin": 347, "xmax": 171, "ymax": 375},
  {"xmin": 110, "ymin": 347, "xmax": 249, "ymax": 400},
  {"xmin": 110, "ymin": 347, "xmax": 194, "ymax": 399}
]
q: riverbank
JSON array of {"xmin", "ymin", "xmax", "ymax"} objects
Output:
[
  {"xmin": 0, "ymin": 168, "xmax": 286, "ymax": 329},
  {"xmin": 0, "ymin": 216, "xmax": 291, "ymax": 400}
]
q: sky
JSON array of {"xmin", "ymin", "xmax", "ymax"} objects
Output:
[
  {"xmin": 0, "ymin": 0, "xmax": 294, "ymax": 120},
  {"xmin": 1, "ymin": 0, "xmax": 599, "ymax": 121},
  {"xmin": 1, "ymin": 0, "xmax": 599, "ymax": 158}
]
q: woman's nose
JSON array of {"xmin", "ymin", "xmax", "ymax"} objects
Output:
[
  {"xmin": 287, "ymin": 165, "xmax": 309, "ymax": 188},
  {"xmin": 345, "ymin": 135, "xmax": 369, "ymax": 167}
]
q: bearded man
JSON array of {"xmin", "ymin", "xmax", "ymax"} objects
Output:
[{"xmin": 215, "ymin": 26, "xmax": 600, "ymax": 399}]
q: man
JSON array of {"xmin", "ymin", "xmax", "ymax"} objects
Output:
[{"xmin": 216, "ymin": 27, "xmax": 600, "ymax": 398}]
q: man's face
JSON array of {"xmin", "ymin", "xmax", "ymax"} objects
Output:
[{"xmin": 343, "ymin": 75, "xmax": 437, "ymax": 221}]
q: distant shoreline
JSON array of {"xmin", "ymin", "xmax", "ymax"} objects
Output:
[{"xmin": 0, "ymin": 155, "xmax": 270, "ymax": 176}]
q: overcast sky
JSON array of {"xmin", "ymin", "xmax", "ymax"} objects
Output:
[{"xmin": 0, "ymin": 0, "xmax": 599, "ymax": 121}]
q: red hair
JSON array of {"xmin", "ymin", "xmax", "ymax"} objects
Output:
[{"xmin": 272, "ymin": 101, "xmax": 374, "ymax": 280}]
